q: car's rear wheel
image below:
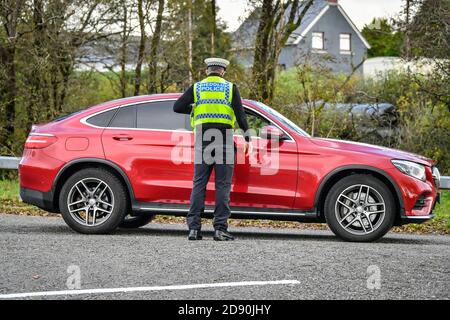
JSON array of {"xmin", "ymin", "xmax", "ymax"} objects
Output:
[
  {"xmin": 59, "ymin": 168, "xmax": 128, "ymax": 234},
  {"xmin": 324, "ymin": 174, "xmax": 396, "ymax": 242},
  {"xmin": 119, "ymin": 213, "xmax": 155, "ymax": 229}
]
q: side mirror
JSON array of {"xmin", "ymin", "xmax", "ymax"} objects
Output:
[{"xmin": 260, "ymin": 125, "xmax": 285, "ymax": 141}]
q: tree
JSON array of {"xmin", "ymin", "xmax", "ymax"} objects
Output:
[
  {"xmin": 250, "ymin": 0, "xmax": 314, "ymax": 103},
  {"xmin": 118, "ymin": 0, "xmax": 132, "ymax": 97},
  {"xmin": 94, "ymin": 0, "xmax": 136, "ymax": 98},
  {"xmin": 35, "ymin": 0, "xmax": 122, "ymax": 112},
  {"xmin": 25, "ymin": 0, "xmax": 48, "ymax": 130},
  {"xmin": 408, "ymin": 0, "xmax": 449, "ymax": 60},
  {"xmin": 0, "ymin": 0, "xmax": 25, "ymax": 152},
  {"xmin": 158, "ymin": 0, "xmax": 232, "ymax": 91},
  {"xmin": 134, "ymin": 0, "xmax": 147, "ymax": 96},
  {"xmin": 0, "ymin": 0, "xmax": 238, "ymax": 158},
  {"xmin": 361, "ymin": 18, "xmax": 404, "ymax": 57},
  {"xmin": 395, "ymin": 0, "xmax": 450, "ymax": 107},
  {"xmin": 148, "ymin": 0, "xmax": 165, "ymax": 93}
]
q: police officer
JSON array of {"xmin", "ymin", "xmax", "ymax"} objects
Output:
[{"xmin": 174, "ymin": 58, "xmax": 251, "ymax": 241}]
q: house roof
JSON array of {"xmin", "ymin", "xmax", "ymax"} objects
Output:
[
  {"xmin": 232, "ymin": 0, "xmax": 370, "ymax": 50},
  {"xmin": 285, "ymin": 0, "xmax": 330, "ymax": 45}
]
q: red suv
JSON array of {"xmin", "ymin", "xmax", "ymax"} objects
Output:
[{"xmin": 19, "ymin": 94, "xmax": 441, "ymax": 242}]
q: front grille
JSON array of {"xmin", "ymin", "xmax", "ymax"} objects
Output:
[{"xmin": 413, "ymin": 196, "xmax": 426, "ymax": 210}]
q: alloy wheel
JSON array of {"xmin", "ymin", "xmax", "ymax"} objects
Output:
[
  {"xmin": 335, "ymin": 184, "xmax": 386, "ymax": 235},
  {"xmin": 67, "ymin": 178, "xmax": 115, "ymax": 227}
]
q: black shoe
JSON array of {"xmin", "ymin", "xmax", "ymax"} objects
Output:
[
  {"xmin": 214, "ymin": 230, "xmax": 235, "ymax": 241},
  {"xmin": 188, "ymin": 230, "xmax": 203, "ymax": 240}
]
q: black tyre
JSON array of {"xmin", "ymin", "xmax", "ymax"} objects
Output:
[
  {"xmin": 119, "ymin": 214, "xmax": 155, "ymax": 229},
  {"xmin": 59, "ymin": 168, "xmax": 128, "ymax": 234},
  {"xmin": 324, "ymin": 174, "xmax": 396, "ymax": 242}
]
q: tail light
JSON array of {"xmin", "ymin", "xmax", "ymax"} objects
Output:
[{"xmin": 25, "ymin": 133, "xmax": 58, "ymax": 149}]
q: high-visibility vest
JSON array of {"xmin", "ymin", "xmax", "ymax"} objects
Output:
[{"xmin": 191, "ymin": 76, "xmax": 235, "ymax": 128}]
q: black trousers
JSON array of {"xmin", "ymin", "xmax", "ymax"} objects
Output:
[
  {"xmin": 187, "ymin": 125, "xmax": 235, "ymax": 231},
  {"xmin": 187, "ymin": 162, "xmax": 234, "ymax": 231}
]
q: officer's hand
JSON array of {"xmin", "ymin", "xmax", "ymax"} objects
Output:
[{"xmin": 243, "ymin": 142, "xmax": 252, "ymax": 156}]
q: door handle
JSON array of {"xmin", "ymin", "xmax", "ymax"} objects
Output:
[{"xmin": 113, "ymin": 135, "xmax": 133, "ymax": 141}]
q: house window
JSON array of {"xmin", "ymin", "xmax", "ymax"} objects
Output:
[
  {"xmin": 340, "ymin": 33, "xmax": 351, "ymax": 52},
  {"xmin": 312, "ymin": 32, "xmax": 324, "ymax": 50}
]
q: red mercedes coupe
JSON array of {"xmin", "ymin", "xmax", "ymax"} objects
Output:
[{"xmin": 19, "ymin": 94, "xmax": 441, "ymax": 242}]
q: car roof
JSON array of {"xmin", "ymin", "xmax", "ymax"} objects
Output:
[{"xmin": 84, "ymin": 93, "xmax": 257, "ymax": 114}]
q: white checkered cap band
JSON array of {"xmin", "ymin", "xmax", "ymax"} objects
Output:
[{"xmin": 205, "ymin": 58, "xmax": 230, "ymax": 69}]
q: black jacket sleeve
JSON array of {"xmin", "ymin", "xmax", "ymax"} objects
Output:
[
  {"xmin": 232, "ymin": 84, "xmax": 251, "ymax": 142},
  {"xmin": 173, "ymin": 85, "xmax": 194, "ymax": 115}
]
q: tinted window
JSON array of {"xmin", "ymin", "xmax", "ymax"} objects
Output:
[
  {"xmin": 244, "ymin": 110, "xmax": 270, "ymax": 137},
  {"xmin": 137, "ymin": 101, "xmax": 187, "ymax": 130},
  {"xmin": 252, "ymin": 101, "xmax": 310, "ymax": 137},
  {"xmin": 109, "ymin": 105, "xmax": 136, "ymax": 128},
  {"xmin": 86, "ymin": 109, "xmax": 117, "ymax": 127}
]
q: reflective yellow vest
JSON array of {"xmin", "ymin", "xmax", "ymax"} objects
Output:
[{"xmin": 191, "ymin": 76, "xmax": 236, "ymax": 128}]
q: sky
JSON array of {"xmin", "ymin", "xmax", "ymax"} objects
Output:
[{"xmin": 216, "ymin": 0, "xmax": 405, "ymax": 32}]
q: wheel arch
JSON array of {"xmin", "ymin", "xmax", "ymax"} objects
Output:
[
  {"xmin": 314, "ymin": 165, "xmax": 405, "ymax": 224},
  {"xmin": 52, "ymin": 158, "xmax": 135, "ymax": 212}
]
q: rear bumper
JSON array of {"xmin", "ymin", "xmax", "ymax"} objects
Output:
[{"xmin": 20, "ymin": 187, "xmax": 58, "ymax": 213}]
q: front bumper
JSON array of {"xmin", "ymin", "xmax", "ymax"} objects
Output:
[
  {"xmin": 385, "ymin": 166, "xmax": 439, "ymax": 217},
  {"xmin": 399, "ymin": 214, "xmax": 435, "ymax": 225},
  {"xmin": 20, "ymin": 187, "xmax": 58, "ymax": 213}
]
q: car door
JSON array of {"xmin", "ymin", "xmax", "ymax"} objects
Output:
[
  {"xmin": 230, "ymin": 107, "xmax": 298, "ymax": 209},
  {"xmin": 101, "ymin": 100, "xmax": 194, "ymax": 204}
]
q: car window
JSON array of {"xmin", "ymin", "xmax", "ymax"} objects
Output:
[
  {"xmin": 137, "ymin": 101, "xmax": 187, "ymax": 130},
  {"xmin": 109, "ymin": 105, "xmax": 136, "ymax": 128},
  {"xmin": 251, "ymin": 101, "xmax": 310, "ymax": 137},
  {"xmin": 86, "ymin": 109, "xmax": 117, "ymax": 127},
  {"xmin": 241, "ymin": 110, "xmax": 270, "ymax": 137}
]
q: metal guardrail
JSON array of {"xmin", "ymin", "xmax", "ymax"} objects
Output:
[
  {"xmin": 440, "ymin": 176, "xmax": 450, "ymax": 190},
  {"xmin": 0, "ymin": 156, "xmax": 21, "ymax": 169},
  {"xmin": 1, "ymin": 156, "xmax": 449, "ymax": 189}
]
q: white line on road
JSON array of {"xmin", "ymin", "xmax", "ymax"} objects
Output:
[{"xmin": 0, "ymin": 280, "xmax": 300, "ymax": 299}]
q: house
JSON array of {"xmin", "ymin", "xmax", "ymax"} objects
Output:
[{"xmin": 232, "ymin": 0, "xmax": 371, "ymax": 74}]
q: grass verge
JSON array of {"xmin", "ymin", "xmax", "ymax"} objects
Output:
[{"xmin": 1, "ymin": 179, "xmax": 448, "ymax": 234}]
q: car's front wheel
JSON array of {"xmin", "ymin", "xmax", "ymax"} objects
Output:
[
  {"xmin": 59, "ymin": 168, "xmax": 128, "ymax": 234},
  {"xmin": 324, "ymin": 174, "xmax": 396, "ymax": 242}
]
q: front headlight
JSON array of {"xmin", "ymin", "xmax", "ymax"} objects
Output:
[{"xmin": 391, "ymin": 160, "xmax": 426, "ymax": 181}]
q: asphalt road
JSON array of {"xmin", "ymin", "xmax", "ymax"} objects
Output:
[{"xmin": 0, "ymin": 214, "xmax": 449, "ymax": 300}]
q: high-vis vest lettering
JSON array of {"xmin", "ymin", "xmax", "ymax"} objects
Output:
[{"xmin": 191, "ymin": 76, "xmax": 235, "ymax": 128}]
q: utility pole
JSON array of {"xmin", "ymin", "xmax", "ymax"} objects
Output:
[
  {"xmin": 187, "ymin": 0, "xmax": 193, "ymax": 86},
  {"xmin": 404, "ymin": 0, "xmax": 412, "ymax": 60},
  {"xmin": 119, "ymin": 0, "xmax": 128, "ymax": 98},
  {"xmin": 211, "ymin": 0, "xmax": 216, "ymax": 55}
]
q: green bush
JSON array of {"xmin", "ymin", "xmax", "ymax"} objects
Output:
[{"xmin": 271, "ymin": 67, "xmax": 450, "ymax": 174}]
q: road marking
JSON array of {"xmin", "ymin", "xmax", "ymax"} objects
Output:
[{"xmin": 0, "ymin": 280, "xmax": 300, "ymax": 299}]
